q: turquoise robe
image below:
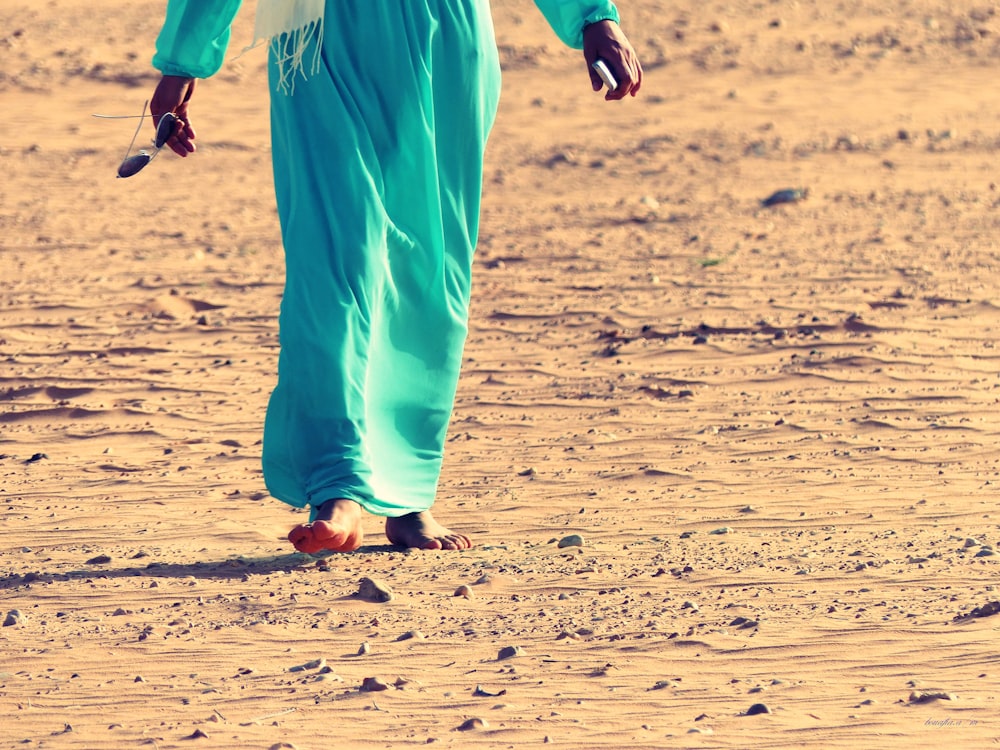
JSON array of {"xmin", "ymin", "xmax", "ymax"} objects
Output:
[{"xmin": 153, "ymin": 0, "xmax": 619, "ymax": 518}]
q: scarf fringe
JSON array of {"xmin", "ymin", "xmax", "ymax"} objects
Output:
[{"xmin": 246, "ymin": 0, "xmax": 326, "ymax": 94}]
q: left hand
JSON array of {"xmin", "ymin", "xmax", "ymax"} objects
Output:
[
  {"xmin": 150, "ymin": 75, "xmax": 197, "ymax": 157},
  {"xmin": 582, "ymin": 20, "xmax": 643, "ymax": 101}
]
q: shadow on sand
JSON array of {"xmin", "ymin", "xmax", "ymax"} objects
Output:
[{"xmin": 0, "ymin": 543, "xmax": 411, "ymax": 590}]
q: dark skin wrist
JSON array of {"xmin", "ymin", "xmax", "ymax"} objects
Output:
[{"xmin": 582, "ymin": 20, "xmax": 643, "ymax": 100}]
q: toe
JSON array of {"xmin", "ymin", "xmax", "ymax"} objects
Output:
[{"xmin": 288, "ymin": 524, "xmax": 322, "ymax": 553}]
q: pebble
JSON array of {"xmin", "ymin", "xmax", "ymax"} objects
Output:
[
  {"xmin": 357, "ymin": 641, "xmax": 371, "ymax": 655},
  {"xmin": 649, "ymin": 680, "xmax": 679, "ymax": 690},
  {"xmin": 975, "ymin": 547, "xmax": 996, "ymax": 557},
  {"xmin": 289, "ymin": 658, "xmax": 326, "ymax": 673},
  {"xmin": 357, "ymin": 577, "xmax": 394, "ymax": 602},
  {"xmin": 762, "ymin": 188, "xmax": 807, "ymax": 207},
  {"xmin": 360, "ymin": 676, "xmax": 391, "ymax": 692},
  {"xmin": 909, "ymin": 690, "xmax": 957, "ymax": 703},
  {"xmin": 86, "ymin": 554, "xmax": 112, "ymax": 565},
  {"xmin": 964, "ymin": 537, "xmax": 981, "ymax": 548},
  {"xmin": 557, "ymin": 534, "xmax": 585, "ymax": 548},
  {"xmin": 314, "ymin": 673, "xmax": 342, "ymax": 682},
  {"xmin": 709, "ymin": 527, "xmax": 734, "ymax": 535},
  {"xmin": 457, "ymin": 718, "xmax": 488, "ymax": 731},
  {"xmin": 454, "ymin": 585, "xmax": 474, "ymax": 598},
  {"xmin": 396, "ymin": 630, "xmax": 425, "ymax": 642},
  {"xmin": 744, "ymin": 703, "xmax": 772, "ymax": 716},
  {"xmin": 497, "ymin": 645, "xmax": 525, "ymax": 660},
  {"xmin": 3, "ymin": 610, "xmax": 24, "ymax": 627},
  {"xmin": 473, "ymin": 684, "xmax": 506, "ymax": 697}
]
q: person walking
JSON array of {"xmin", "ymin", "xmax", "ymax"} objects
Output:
[{"xmin": 145, "ymin": 0, "xmax": 642, "ymax": 553}]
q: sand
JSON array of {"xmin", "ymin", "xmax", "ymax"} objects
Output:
[{"xmin": 2, "ymin": 0, "xmax": 999, "ymax": 747}]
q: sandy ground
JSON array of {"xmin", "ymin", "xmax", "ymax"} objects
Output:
[{"xmin": 2, "ymin": 0, "xmax": 1000, "ymax": 747}]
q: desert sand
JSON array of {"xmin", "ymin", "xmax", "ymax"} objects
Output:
[{"xmin": 2, "ymin": 0, "xmax": 1000, "ymax": 747}]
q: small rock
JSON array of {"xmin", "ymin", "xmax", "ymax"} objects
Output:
[
  {"xmin": 184, "ymin": 728, "xmax": 210, "ymax": 739},
  {"xmin": 975, "ymin": 547, "xmax": 996, "ymax": 558},
  {"xmin": 396, "ymin": 630, "xmax": 425, "ymax": 642},
  {"xmin": 964, "ymin": 538, "xmax": 981, "ymax": 548},
  {"xmin": 290, "ymin": 658, "xmax": 326, "ymax": 673},
  {"xmin": 3, "ymin": 610, "xmax": 24, "ymax": 627},
  {"xmin": 473, "ymin": 684, "xmax": 506, "ymax": 697},
  {"xmin": 86, "ymin": 554, "xmax": 112, "ymax": 565},
  {"xmin": 497, "ymin": 645, "xmax": 525, "ymax": 660},
  {"xmin": 457, "ymin": 718, "xmax": 489, "ymax": 731},
  {"xmin": 649, "ymin": 680, "xmax": 679, "ymax": 690},
  {"xmin": 744, "ymin": 703, "xmax": 772, "ymax": 716},
  {"xmin": 557, "ymin": 534, "xmax": 585, "ymax": 548},
  {"xmin": 909, "ymin": 690, "xmax": 957, "ymax": 703},
  {"xmin": 966, "ymin": 601, "xmax": 1000, "ymax": 619},
  {"xmin": 357, "ymin": 577, "xmax": 394, "ymax": 602},
  {"xmin": 357, "ymin": 641, "xmax": 371, "ymax": 655},
  {"xmin": 709, "ymin": 527, "xmax": 733, "ymax": 535},
  {"xmin": 360, "ymin": 677, "xmax": 391, "ymax": 692},
  {"xmin": 762, "ymin": 188, "xmax": 807, "ymax": 207},
  {"xmin": 454, "ymin": 585, "xmax": 474, "ymax": 598}
]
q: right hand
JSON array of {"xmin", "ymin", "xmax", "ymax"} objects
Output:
[
  {"xmin": 150, "ymin": 76, "xmax": 197, "ymax": 157},
  {"xmin": 582, "ymin": 21, "xmax": 643, "ymax": 101}
]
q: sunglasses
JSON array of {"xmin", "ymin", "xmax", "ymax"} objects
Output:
[
  {"xmin": 120, "ymin": 102, "xmax": 178, "ymax": 178},
  {"xmin": 93, "ymin": 100, "xmax": 179, "ymax": 178}
]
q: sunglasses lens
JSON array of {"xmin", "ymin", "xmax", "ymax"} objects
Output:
[
  {"xmin": 155, "ymin": 113, "xmax": 177, "ymax": 149},
  {"xmin": 118, "ymin": 152, "xmax": 152, "ymax": 179}
]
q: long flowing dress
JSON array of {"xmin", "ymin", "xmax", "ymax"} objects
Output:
[{"xmin": 153, "ymin": 0, "xmax": 620, "ymax": 520}]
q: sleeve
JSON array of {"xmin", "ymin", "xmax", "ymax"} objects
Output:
[
  {"xmin": 151, "ymin": 0, "xmax": 245, "ymax": 78},
  {"xmin": 532, "ymin": 0, "xmax": 620, "ymax": 49}
]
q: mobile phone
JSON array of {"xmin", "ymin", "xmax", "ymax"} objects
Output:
[{"xmin": 592, "ymin": 58, "xmax": 619, "ymax": 91}]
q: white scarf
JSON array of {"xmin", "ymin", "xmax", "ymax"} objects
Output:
[{"xmin": 252, "ymin": 0, "xmax": 326, "ymax": 92}]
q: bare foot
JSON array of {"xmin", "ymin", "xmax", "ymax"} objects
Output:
[
  {"xmin": 384, "ymin": 511, "xmax": 472, "ymax": 550},
  {"xmin": 288, "ymin": 498, "xmax": 364, "ymax": 553}
]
